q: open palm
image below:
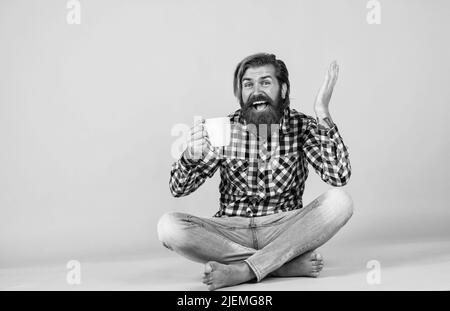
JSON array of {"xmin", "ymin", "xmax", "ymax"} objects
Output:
[{"xmin": 314, "ymin": 60, "xmax": 339, "ymax": 112}]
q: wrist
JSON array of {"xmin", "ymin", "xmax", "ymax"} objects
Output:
[
  {"xmin": 315, "ymin": 111, "xmax": 334, "ymax": 129},
  {"xmin": 318, "ymin": 117, "xmax": 334, "ymax": 129},
  {"xmin": 314, "ymin": 107, "xmax": 330, "ymax": 118},
  {"xmin": 183, "ymin": 148, "xmax": 196, "ymax": 161},
  {"xmin": 184, "ymin": 146, "xmax": 208, "ymax": 163}
]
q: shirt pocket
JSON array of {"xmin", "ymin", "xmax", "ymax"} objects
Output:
[
  {"xmin": 223, "ymin": 158, "xmax": 249, "ymax": 193},
  {"xmin": 269, "ymin": 153, "xmax": 298, "ymax": 195}
]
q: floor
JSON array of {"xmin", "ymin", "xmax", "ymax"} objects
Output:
[{"xmin": 1, "ymin": 239, "xmax": 450, "ymax": 291}]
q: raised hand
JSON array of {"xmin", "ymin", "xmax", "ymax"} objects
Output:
[{"xmin": 314, "ymin": 60, "xmax": 339, "ymax": 114}]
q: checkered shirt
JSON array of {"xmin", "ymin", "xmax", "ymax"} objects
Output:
[{"xmin": 169, "ymin": 107, "xmax": 351, "ymax": 217}]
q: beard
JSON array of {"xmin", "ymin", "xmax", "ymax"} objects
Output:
[{"xmin": 240, "ymin": 91, "xmax": 286, "ymax": 136}]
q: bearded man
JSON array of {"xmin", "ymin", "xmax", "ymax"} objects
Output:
[{"xmin": 159, "ymin": 53, "xmax": 353, "ymax": 290}]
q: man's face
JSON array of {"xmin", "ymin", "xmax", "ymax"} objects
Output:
[{"xmin": 240, "ymin": 65, "xmax": 286, "ymax": 127}]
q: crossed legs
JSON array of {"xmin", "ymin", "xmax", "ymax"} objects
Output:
[{"xmin": 157, "ymin": 188, "xmax": 353, "ymax": 290}]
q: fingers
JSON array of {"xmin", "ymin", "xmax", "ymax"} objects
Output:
[
  {"xmin": 330, "ymin": 60, "xmax": 338, "ymax": 69},
  {"xmin": 188, "ymin": 123, "xmax": 207, "ymax": 146},
  {"xmin": 323, "ymin": 61, "xmax": 339, "ymax": 88},
  {"xmin": 329, "ymin": 61, "xmax": 339, "ymax": 78},
  {"xmin": 191, "ymin": 122, "xmax": 206, "ymax": 136},
  {"xmin": 191, "ymin": 128, "xmax": 206, "ymax": 141},
  {"xmin": 189, "ymin": 120, "xmax": 215, "ymax": 149},
  {"xmin": 193, "ymin": 117, "xmax": 205, "ymax": 127},
  {"xmin": 186, "ymin": 120, "xmax": 218, "ymax": 160},
  {"xmin": 189, "ymin": 130, "xmax": 210, "ymax": 149},
  {"xmin": 328, "ymin": 60, "xmax": 338, "ymax": 72},
  {"xmin": 186, "ymin": 118, "xmax": 221, "ymax": 160}
]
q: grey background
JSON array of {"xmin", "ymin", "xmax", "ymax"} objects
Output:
[{"xmin": 1, "ymin": 0, "xmax": 449, "ymax": 267}]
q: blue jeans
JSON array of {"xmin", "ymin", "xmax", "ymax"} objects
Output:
[{"xmin": 157, "ymin": 188, "xmax": 353, "ymax": 282}]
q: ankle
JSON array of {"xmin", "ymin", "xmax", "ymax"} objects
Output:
[{"xmin": 237, "ymin": 262, "xmax": 255, "ymax": 280}]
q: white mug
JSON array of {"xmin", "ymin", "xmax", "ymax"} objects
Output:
[{"xmin": 204, "ymin": 117, "xmax": 231, "ymax": 147}]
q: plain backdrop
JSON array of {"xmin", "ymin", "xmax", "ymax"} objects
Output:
[{"xmin": 0, "ymin": 0, "xmax": 449, "ymax": 267}]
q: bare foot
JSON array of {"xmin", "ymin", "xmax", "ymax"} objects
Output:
[
  {"xmin": 270, "ymin": 251, "xmax": 324, "ymax": 278},
  {"xmin": 202, "ymin": 261, "xmax": 255, "ymax": 291}
]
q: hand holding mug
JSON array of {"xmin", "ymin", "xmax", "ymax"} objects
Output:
[{"xmin": 184, "ymin": 118, "xmax": 216, "ymax": 161}]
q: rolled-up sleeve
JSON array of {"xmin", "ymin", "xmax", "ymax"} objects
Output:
[
  {"xmin": 302, "ymin": 117, "xmax": 351, "ymax": 186},
  {"xmin": 169, "ymin": 148, "xmax": 221, "ymax": 197}
]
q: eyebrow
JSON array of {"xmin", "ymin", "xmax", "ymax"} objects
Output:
[{"xmin": 242, "ymin": 75, "xmax": 274, "ymax": 82}]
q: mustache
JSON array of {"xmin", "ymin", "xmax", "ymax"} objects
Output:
[{"xmin": 245, "ymin": 94, "xmax": 274, "ymax": 108}]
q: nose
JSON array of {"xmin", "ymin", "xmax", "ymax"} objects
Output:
[{"xmin": 252, "ymin": 83, "xmax": 262, "ymax": 95}]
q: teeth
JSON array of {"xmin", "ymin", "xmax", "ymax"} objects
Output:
[{"xmin": 253, "ymin": 101, "xmax": 266, "ymax": 105}]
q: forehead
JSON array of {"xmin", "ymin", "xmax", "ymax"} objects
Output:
[{"xmin": 242, "ymin": 65, "xmax": 276, "ymax": 80}]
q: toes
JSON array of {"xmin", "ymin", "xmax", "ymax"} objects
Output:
[
  {"xmin": 208, "ymin": 284, "xmax": 216, "ymax": 291},
  {"xmin": 202, "ymin": 276, "xmax": 212, "ymax": 284},
  {"xmin": 308, "ymin": 252, "xmax": 317, "ymax": 260},
  {"xmin": 308, "ymin": 251, "xmax": 316, "ymax": 257},
  {"xmin": 312, "ymin": 261, "xmax": 323, "ymax": 273},
  {"xmin": 314, "ymin": 260, "xmax": 324, "ymax": 267},
  {"xmin": 311, "ymin": 271, "xmax": 320, "ymax": 278},
  {"xmin": 312, "ymin": 253, "xmax": 324, "ymax": 265},
  {"xmin": 207, "ymin": 261, "xmax": 221, "ymax": 271},
  {"xmin": 316, "ymin": 262, "xmax": 324, "ymax": 271},
  {"xmin": 310, "ymin": 252, "xmax": 322, "ymax": 261},
  {"xmin": 308, "ymin": 253, "xmax": 324, "ymax": 277},
  {"xmin": 204, "ymin": 262, "xmax": 213, "ymax": 274}
]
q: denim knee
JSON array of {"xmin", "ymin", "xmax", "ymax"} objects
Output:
[
  {"xmin": 321, "ymin": 188, "xmax": 354, "ymax": 224},
  {"xmin": 157, "ymin": 212, "xmax": 191, "ymax": 250}
]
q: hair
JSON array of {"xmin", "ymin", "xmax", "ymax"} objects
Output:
[{"xmin": 233, "ymin": 53, "xmax": 290, "ymax": 108}]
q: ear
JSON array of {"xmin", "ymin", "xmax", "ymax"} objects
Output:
[{"xmin": 281, "ymin": 83, "xmax": 287, "ymax": 99}]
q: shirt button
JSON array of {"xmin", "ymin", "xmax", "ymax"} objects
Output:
[{"xmin": 259, "ymin": 186, "xmax": 265, "ymax": 192}]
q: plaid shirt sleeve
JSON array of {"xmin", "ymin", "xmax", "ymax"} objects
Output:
[
  {"xmin": 303, "ymin": 116, "xmax": 351, "ymax": 186},
  {"xmin": 169, "ymin": 148, "xmax": 221, "ymax": 197}
]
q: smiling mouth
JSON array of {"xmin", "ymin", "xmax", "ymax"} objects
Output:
[{"xmin": 252, "ymin": 100, "xmax": 269, "ymax": 111}]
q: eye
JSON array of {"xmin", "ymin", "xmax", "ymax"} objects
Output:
[
  {"xmin": 243, "ymin": 82, "xmax": 253, "ymax": 88},
  {"xmin": 262, "ymin": 80, "xmax": 271, "ymax": 86}
]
